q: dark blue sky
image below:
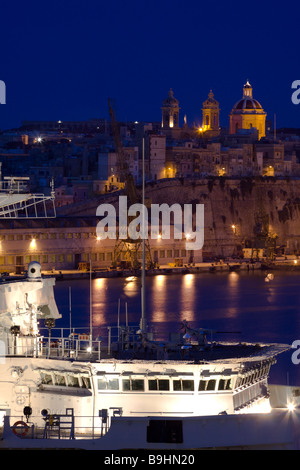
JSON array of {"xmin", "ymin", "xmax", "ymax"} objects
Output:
[{"xmin": 0, "ymin": 0, "xmax": 299, "ymax": 131}]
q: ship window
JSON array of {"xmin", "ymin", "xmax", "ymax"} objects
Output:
[
  {"xmin": 54, "ymin": 373, "xmax": 66, "ymax": 386},
  {"xmin": 81, "ymin": 376, "xmax": 91, "ymax": 389},
  {"xmin": 218, "ymin": 379, "xmax": 232, "ymax": 391},
  {"xmin": 149, "ymin": 380, "xmax": 157, "ymax": 391},
  {"xmin": 122, "ymin": 379, "xmax": 144, "ymax": 392},
  {"xmin": 199, "ymin": 380, "xmax": 206, "ymax": 391},
  {"xmin": 41, "ymin": 372, "xmax": 53, "ymax": 385},
  {"xmin": 173, "ymin": 379, "xmax": 194, "ymax": 391},
  {"xmin": 122, "ymin": 379, "xmax": 130, "ymax": 391},
  {"xmin": 132, "ymin": 379, "xmax": 144, "ymax": 391},
  {"xmin": 148, "ymin": 379, "xmax": 170, "ymax": 391},
  {"xmin": 67, "ymin": 375, "xmax": 80, "ymax": 387},
  {"xmin": 98, "ymin": 379, "xmax": 107, "ymax": 390},
  {"xmin": 158, "ymin": 380, "xmax": 169, "ymax": 391},
  {"xmin": 199, "ymin": 379, "xmax": 216, "ymax": 391},
  {"xmin": 207, "ymin": 379, "xmax": 216, "ymax": 390},
  {"xmin": 108, "ymin": 379, "xmax": 119, "ymax": 390},
  {"xmin": 98, "ymin": 378, "xmax": 119, "ymax": 391}
]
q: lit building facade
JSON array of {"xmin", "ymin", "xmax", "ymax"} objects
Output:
[
  {"xmin": 161, "ymin": 89, "xmax": 181, "ymax": 137},
  {"xmin": 229, "ymin": 81, "xmax": 267, "ymax": 139},
  {"xmin": 0, "ymin": 218, "xmax": 202, "ymax": 273},
  {"xmin": 202, "ymin": 90, "xmax": 220, "ymax": 137}
]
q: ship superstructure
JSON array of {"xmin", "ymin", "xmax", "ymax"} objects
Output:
[{"xmin": 0, "ymin": 262, "xmax": 290, "ymax": 438}]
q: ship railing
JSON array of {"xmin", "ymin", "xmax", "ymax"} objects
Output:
[
  {"xmin": 0, "ymin": 177, "xmax": 29, "ymax": 194},
  {"xmin": 4, "ymin": 329, "xmax": 103, "ymax": 360},
  {"xmin": 1, "ymin": 411, "xmax": 112, "ymax": 440},
  {"xmin": 4, "ymin": 325, "xmax": 158, "ymax": 360},
  {"xmin": 39, "ymin": 328, "xmax": 103, "ymax": 361}
]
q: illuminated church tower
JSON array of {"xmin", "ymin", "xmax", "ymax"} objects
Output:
[
  {"xmin": 161, "ymin": 89, "xmax": 180, "ymax": 136},
  {"xmin": 202, "ymin": 90, "xmax": 220, "ymax": 136},
  {"xmin": 229, "ymin": 80, "xmax": 266, "ymax": 140}
]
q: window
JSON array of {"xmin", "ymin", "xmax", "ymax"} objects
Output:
[
  {"xmin": 58, "ymin": 254, "xmax": 65, "ymax": 263},
  {"xmin": 199, "ymin": 379, "xmax": 216, "ymax": 391},
  {"xmin": 173, "ymin": 379, "xmax": 194, "ymax": 391},
  {"xmin": 42, "ymin": 255, "xmax": 48, "ymax": 263},
  {"xmin": 50, "ymin": 233, "xmax": 57, "ymax": 239},
  {"xmin": 122, "ymin": 378, "xmax": 144, "ymax": 391},
  {"xmin": 167, "ymin": 250, "xmax": 172, "ymax": 258},
  {"xmin": 218, "ymin": 379, "xmax": 232, "ymax": 391},
  {"xmin": 67, "ymin": 375, "xmax": 80, "ymax": 387},
  {"xmin": 67, "ymin": 233, "xmax": 73, "ymax": 239},
  {"xmin": 81, "ymin": 376, "xmax": 91, "ymax": 389},
  {"xmin": 98, "ymin": 378, "xmax": 119, "ymax": 391},
  {"xmin": 41, "ymin": 372, "xmax": 53, "ymax": 385},
  {"xmin": 54, "ymin": 373, "xmax": 66, "ymax": 386},
  {"xmin": 148, "ymin": 379, "xmax": 170, "ymax": 391},
  {"xmin": 159, "ymin": 250, "xmax": 165, "ymax": 259},
  {"xmin": 59, "ymin": 233, "xmax": 65, "ymax": 239}
]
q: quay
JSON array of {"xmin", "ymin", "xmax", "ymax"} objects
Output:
[{"xmin": 2, "ymin": 258, "xmax": 300, "ymax": 282}]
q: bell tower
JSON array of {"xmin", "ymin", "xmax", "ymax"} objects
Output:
[
  {"xmin": 161, "ymin": 89, "xmax": 180, "ymax": 130},
  {"xmin": 202, "ymin": 90, "xmax": 220, "ymax": 135}
]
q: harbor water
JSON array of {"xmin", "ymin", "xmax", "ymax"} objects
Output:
[{"xmin": 52, "ymin": 270, "xmax": 300, "ymax": 387}]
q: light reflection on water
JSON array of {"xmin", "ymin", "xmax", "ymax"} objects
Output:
[{"xmin": 53, "ymin": 271, "xmax": 300, "ymax": 386}]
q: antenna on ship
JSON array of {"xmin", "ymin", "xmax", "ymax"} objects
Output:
[{"xmin": 140, "ymin": 138, "xmax": 147, "ymax": 333}]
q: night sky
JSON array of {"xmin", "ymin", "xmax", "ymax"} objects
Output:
[{"xmin": 0, "ymin": 0, "xmax": 299, "ymax": 131}]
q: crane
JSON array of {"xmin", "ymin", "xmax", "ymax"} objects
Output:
[{"xmin": 108, "ymin": 99, "xmax": 153, "ymax": 270}]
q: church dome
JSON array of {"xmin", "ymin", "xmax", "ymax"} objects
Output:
[
  {"xmin": 162, "ymin": 88, "xmax": 179, "ymax": 107},
  {"xmin": 230, "ymin": 80, "xmax": 264, "ymax": 114},
  {"xmin": 232, "ymin": 98, "xmax": 263, "ymax": 111},
  {"xmin": 229, "ymin": 80, "xmax": 267, "ymax": 140}
]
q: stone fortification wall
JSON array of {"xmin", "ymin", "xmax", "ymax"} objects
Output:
[
  {"xmin": 144, "ymin": 177, "xmax": 300, "ymax": 258},
  {"xmin": 57, "ymin": 177, "xmax": 300, "ymax": 258}
]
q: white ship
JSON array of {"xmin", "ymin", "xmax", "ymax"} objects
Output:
[{"xmin": 0, "ymin": 261, "xmax": 299, "ymax": 449}]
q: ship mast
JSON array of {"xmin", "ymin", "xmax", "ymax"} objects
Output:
[{"xmin": 140, "ymin": 138, "xmax": 147, "ymax": 332}]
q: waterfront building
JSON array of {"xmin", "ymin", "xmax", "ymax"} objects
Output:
[
  {"xmin": 147, "ymin": 134, "xmax": 166, "ymax": 181},
  {"xmin": 0, "ymin": 217, "xmax": 202, "ymax": 273}
]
